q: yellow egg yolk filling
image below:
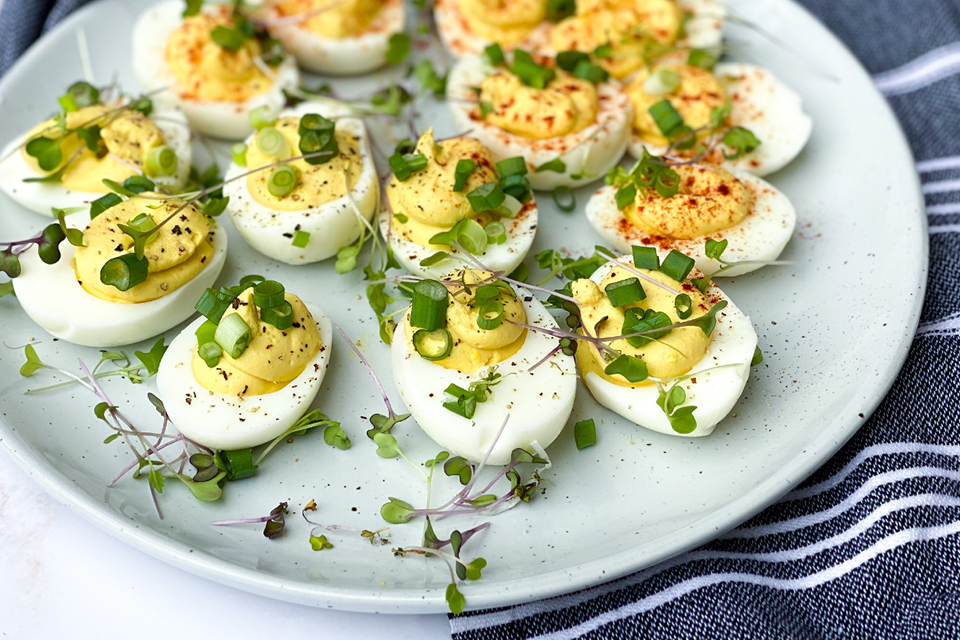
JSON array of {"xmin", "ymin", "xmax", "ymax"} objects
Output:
[
  {"xmin": 479, "ymin": 70, "xmax": 598, "ymax": 139},
  {"xmin": 192, "ymin": 288, "xmax": 322, "ymax": 396},
  {"xmin": 550, "ymin": 0, "xmax": 684, "ymax": 79},
  {"xmin": 274, "ymin": 0, "xmax": 383, "ymax": 38},
  {"xmin": 21, "ymin": 105, "xmax": 167, "ymax": 193},
  {"xmin": 166, "ymin": 9, "xmax": 274, "ymax": 102},
  {"xmin": 388, "ymin": 129, "xmax": 499, "ymax": 247},
  {"xmin": 404, "ymin": 270, "xmax": 527, "ymax": 372},
  {"xmin": 627, "ymin": 64, "xmax": 728, "ymax": 145},
  {"xmin": 625, "ymin": 164, "xmax": 751, "ymax": 239},
  {"xmin": 459, "ymin": 0, "xmax": 546, "ymax": 46},
  {"xmin": 574, "ymin": 266, "xmax": 712, "ymax": 386},
  {"xmin": 73, "ymin": 196, "xmax": 214, "ymax": 304},
  {"xmin": 245, "ymin": 116, "xmax": 364, "ymax": 211}
]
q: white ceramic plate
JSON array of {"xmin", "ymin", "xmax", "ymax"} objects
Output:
[{"xmin": 0, "ymin": 0, "xmax": 926, "ymax": 614}]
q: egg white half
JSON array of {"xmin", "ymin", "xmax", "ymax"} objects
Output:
[
  {"xmin": 266, "ymin": 0, "xmax": 406, "ymax": 75},
  {"xmin": 222, "ymin": 101, "xmax": 379, "ymax": 265},
  {"xmin": 676, "ymin": 0, "xmax": 725, "ymax": 55},
  {"xmin": 132, "ymin": 0, "xmax": 300, "ymax": 140},
  {"xmin": 628, "ymin": 63, "xmax": 812, "ymax": 177},
  {"xmin": 433, "ymin": 0, "xmax": 551, "ymax": 58},
  {"xmin": 391, "ymin": 291, "xmax": 577, "ymax": 465},
  {"xmin": 13, "ymin": 210, "xmax": 228, "ymax": 347},
  {"xmin": 157, "ymin": 303, "xmax": 333, "ymax": 450},
  {"xmin": 446, "ymin": 55, "xmax": 632, "ymax": 191},
  {"xmin": 585, "ymin": 166, "xmax": 795, "ymax": 276},
  {"xmin": 380, "ymin": 199, "xmax": 538, "ymax": 279},
  {"xmin": 0, "ymin": 106, "xmax": 193, "ymax": 216},
  {"xmin": 581, "ymin": 256, "xmax": 756, "ymax": 437}
]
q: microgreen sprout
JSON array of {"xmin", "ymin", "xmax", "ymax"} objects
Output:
[
  {"xmin": 19, "ymin": 338, "xmax": 165, "ymax": 394},
  {"xmin": 212, "ymin": 502, "xmax": 289, "ymax": 539}
]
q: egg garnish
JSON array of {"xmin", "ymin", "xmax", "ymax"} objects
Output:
[
  {"xmin": 13, "ymin": 196, "xmax": 227, "ymax": 347},
  {"xmin": 0, "ymin": 96, "xmax": 192, "ymax": 216},
  {"xmin": 446, "ymin": 51, "xmax": 632, "ymax": 190},
  {"xmin": 262, "ymin": 0, "xmax": 407, "ymax": 75},
  {"xmin": 381, "ymin": 129, "xmax": 537, "ymax": 278},
  {"xmin": 132, "ymin": 0, "xmax": 300, "ymax": 140},
  {"xmin": 626, "ymin": 62, "xmax": 812, "ymax": 176},
  {"xmin": 391, "ymin": 270, "xmax": 577, "ymax": 465},
  {"xmin": 157, "ymin": 282, "xmax": 333, "ymax": 450},
  {"xmin": 573, "ymin": 252, "xmax": 756, "ymax": 437},
  {"xmin": 547, "ymin": 0, "xmax": 725, "ymax": 80},
  {"xmin": 434, "ymin": 0, "xmax": 551, "ymax": 58},
  {"xmin": 222, "ymin": 101, "xmax": 378, "ymax": 265},
  {"xmin": 586, "ymin": 158, "xmax": 795, "ymax": 276}
]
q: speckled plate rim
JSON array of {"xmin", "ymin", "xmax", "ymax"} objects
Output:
[{"xmin": 0, "ymin": 0, "xmax": 927, "ymax": 613}]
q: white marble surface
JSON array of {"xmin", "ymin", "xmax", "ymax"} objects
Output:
[{"xmin": 0, "ymin": 446, "xmax": 451, "ymax": 639}]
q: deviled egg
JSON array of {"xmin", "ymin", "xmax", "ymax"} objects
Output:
[
  {"xmin": 157, "ymin": 281, "xmax": 332, "ymax": 450},
  {"xmin": 0, "ymin": 85, "xmax": 192, "ymax": 215},
  {"xmin": 586, "ymin": 158, "xmax": 795, "ymax": 276},
  {"xmin": 434, "ymin": 0, "xmax": 551, "ymax": 58},
  {"xmin": 625, "ymin": 61, "xmax": 812, "ymax": 176},
  {"xmin": 391, "ymin": 270, "xmax": 577, "ymax": 465},
  {"xmin": 547, "ymin": 0, "xmax": 725, "ymax": 80},
  {"xmin": 446, "ymin": 51, "xmax": 632, "ymax": 190},
  {"xmin": 262, "ymin": 0, "xmax": 407, "ymax": 75},
  {"xmin": 380, "ymin": 129, "xmax": 537, "ymax": 278},
  {"xmin": 13, "ymin": 193, "xmax": 227, "ymax": 347},
  {"xmin": 132, "ymin": 0, "xmax": 300, "ymax": 140},
  {"xmin": 222, "ymin": 101, "xmax": 379, "ymax": 265},
  {"xmin": 573, "ymin": 251, "xmax": 757, "ymax": 437}
]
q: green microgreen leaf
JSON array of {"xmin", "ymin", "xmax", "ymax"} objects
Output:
[
  {"xmin": 445, "ymin": 583, "xmax": 466, "ymax": 614},
  {"xmin": 323, "ymin": 424, "xmax": 351, "ymax": 450},
  {"xmin": 722, "ymin": 126, "xmax": 761, "ymax": 160},
  {"xmin": 1, "ymin": 250, "xmax": 22, "ymax": 278},
  {"xmin": 133, "ymin": 337, "xmax": 167, "ymax": 377},
  {"xmin": 373, "ymin": 432, "xmax": 402, "ymax": 458},
  {"xmin": 413, "ymin": 59, "xmax": 447, "ymax": 96},
  {"xmin": 381, "ymin": 497, "xmax": 415, "ymax": 524},
  {"xmin": 465, "ymin": 558, "xmax": 487, "ymax": 581},
  {"xmin": 705, "ymin": 238, "xmax": 728, "ymax": 261},
  {"xmin": 183, "ymin": 0, "xmax": 203, "ymax": 17},
  {"xmin": 386, "ymin": 33, "xmax": 410, "ymax": 65},
  {"xmin": 443, "ymin": 456, "xmax": 473, "ymax": 485},
  {"xmin": 310, "ymin": 534, "xmax": 334, "ymax": 551},
  {"xmin": 603, "ymin": 354, "xmax": 648, "ymax": 383},
  {"xmin": 20, "ymin": 344, "xmax": 45, "ymax": 377},
  {"xmin": 536, "ymin": 158, "xmax": 566, "ymax": 173}
]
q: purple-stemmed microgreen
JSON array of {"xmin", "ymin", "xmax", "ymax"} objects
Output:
[
  {"xmin": 212, "ymin": 502, "xmax": 289, "ymax": 539},
  {"xmin": 254, "ymin": 409, "xmax": 348, "ymax": 465},
  {"xmin": 301, "ymin": 505, "xmax": 391, "ymax": 548}
]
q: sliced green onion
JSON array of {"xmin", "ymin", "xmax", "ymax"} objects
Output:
[
  {"xmin": 484, "ymin": 43, "xmax": 505, "ymax": 66},
  {"xmin": 299, "ymin": 115, "xmax": 338, "ymax": 166},
  {"xmin": 218, "ymin": 448, "xmax": 256, "ymax": 480},
  {"xmin": 198, "ymin": 341, "xmax": 222, "ymax": 368},
  {"xmin": 195, "ymin": 287, "xmax": 236, "ymax": 323},
  {"xmin": 261, "ymin": 301, "xmax": 293, "ymax": 330},
  {"xmin": 127, "ymin": 213, "xmax": 159, "ymax": 245},
  {"xmin": 574, "ymin": 418, "xmax": 596, "ymax": 450},
  {"xmin": 255, "ymin": 126, "xmax": 291, "ymax": 159},
  {"xmin": 605, "ymin": 277, "xmax": 645, "ymax": 307},
  {"xmin": 643, "ymin": 69, "xmax": 681, "ymax": 96},
  {"xmin": 675, "ymin": 293, "xmax": 693, "ymax": 319},
  {"xmin": 632, "ymin": 245, "xmax": 660, "ymax": 270},
  {"xmin": 649, "ymin": 100, "xmax": 684, "ymax": 137},
  {"xmin": 655, "ymin": 167, "xmax": 680, "ymax": 198},
  {"xmin": 659, "ymin": 249, "xmax": 695, "ymax": 282},
  {"xmin": 292, "ymin": 229, "xmax": 310, "ymax": 248},
  {"xmin": 457, "ymin": 219, "xmax": 487, "ymax": 255},
  {"xmin": 496, "ymin": 156, "xmax": 528, "ymax": 178},
  {"xmin": 249, "ymin": 105, "xmax": 277, "ymax": 130},
  {"xmin": 467, "ymin": 182, "xmax": 506, "ymax": 212},
  {"xmin": 510, "ymin": 50, "xmax": 555, "ymax": 89},
  {"xmin": 195, "ymin": 320, "xmax": 218, "ymax": 347},
  {"xmin": 215, "ymin": 313, "xmax": 252, "ymax": 359},
  {"xmin": 546, "ymin": 0, "xmax": 575, "ymax": 21},
  {"xmin": 493, "ymin": 193, "xmax": 523, "ymax": 218},
  {"xmin": 210, "ymin": 24, "xmax": 246, "ymax": 51},
  {"xmin": 443, "ymin": 383, "xmax": 477, "ymax": 418},
  {"xmin": 476, "ymin": 299, "xmax": 503, "ymax": 330},
  {"xmin": 552, "ymin": 187, "xmax": 576, "ymax": 212},
  {"xmin": 453, "ymin": 158, "xmax": 475, "ymax": 192},
  {"xmin": 390, "ymin": 152, "xmax": 427, "ymax": 181},
  {"xmin": 500, "ymin": 174, "xmax": 530, "ymax": 203},
  {"xmin": 616, "ymin": 184, "xmax": 637, "ymax": 210},
  {"xmin": 253, "ymin": 280, "xmax": 285, "ymax": 308},
  {"xmin": 385, "ymin": 32, "xmax": 410, "ymax": 64},
  {"xmin": 556, "ymin": 50, "xmax": 589, "ymax": 71},
  {"xmin": 413, "ymin": 328, "xmax": 453, "ymax": 361},
  {"xmin": 145, "ymin": 145, "xmax": 177, "ymax": 177},
  {"xmin": 394, "ymin": 139, "xmax": 416, "ymax": 155},
  {"xmin": 572, "ymin": 60, "xmax": 609, "ymax": 83},
  {"xmin": 411, "ymin": 279, "xmax": 448, "ymax": 330},
  {"xmin": 479, "ymin": 100, "xmax": 494, "ymax": 119},
  {"xmin": 484, "ymin": 221, "xmax": 506, "ymax": 245},
  {"xmin": 536, "ymin": 158, "xmax": 566, "ymax": 173},
  {"xmin": 100, "ymin": 254, "xmax": 149, "ymax": 291},
  {"xmin": 239, "ymin": 274, "xmax": 265, "ymax": 288},
  {"xmin": 267, "ymin": 165, "xmax": 298, "ymax": 198},
  {"xmin": 231, "ymin": 142, "xmax": 247, "ymax": 167},
  {"xmin": 687, "ymin": 49, "xmax": 717, "ymax": 70}
]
